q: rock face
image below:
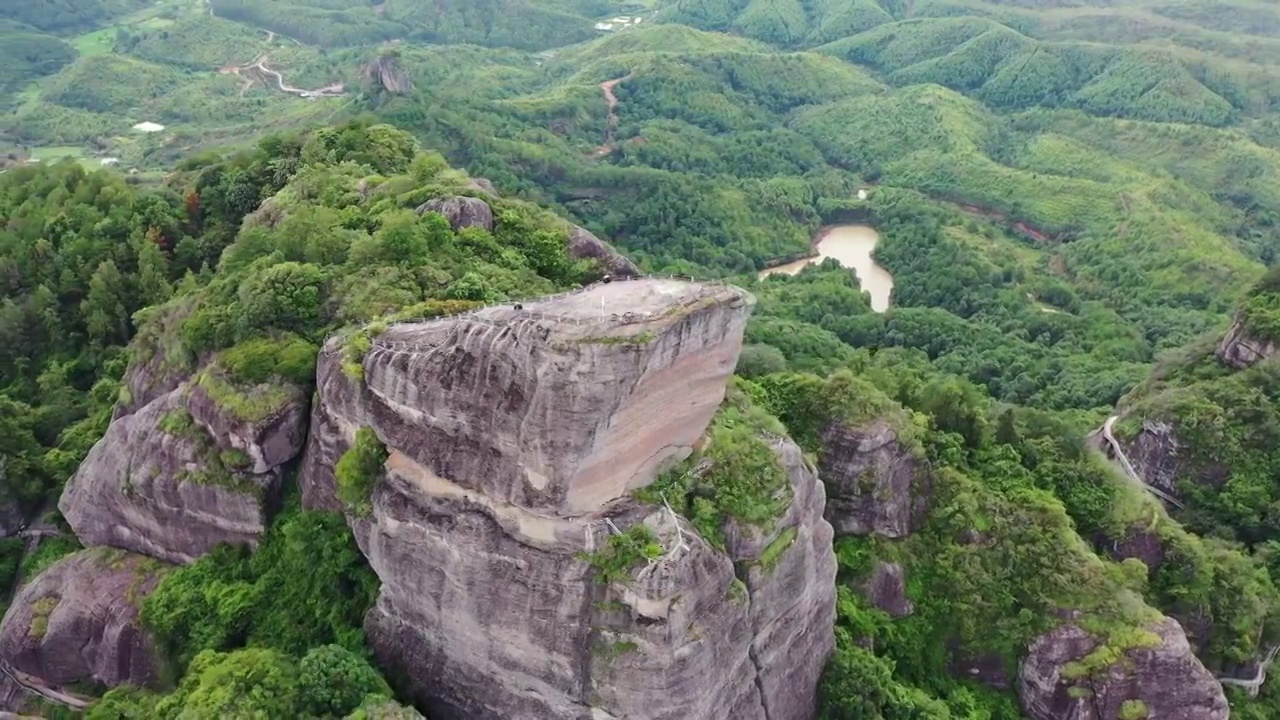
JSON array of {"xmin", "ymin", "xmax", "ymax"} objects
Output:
[
  {"xmin": 302, "ymin": 279, "xmax": 836, "ymax": 720},
  {"xmin": 1018, "ymin": 618, "xmax": 1228, "ymax": 720},
  {"xmin": 1123, "ymin": 419, "xmax": 1227, "ymax": 497},
  {"xmin": 865, "ymin": 561, "xmax": 913, "ymax": 618},
  {"xmin": 818, "ymin": 419, "xmax": 929, "ymax": 538},
  {"xmin": 361, "ymin": 53, "xmax": 412, "ymax": 95},
  {"xmin": 567, "ymin": 225, "xmax": 641, "ymax": 277},
  {"xmin": 0, "ymin": 550, "xmax": 167, "ymax": 694},
  {"xmin": 416, "ymin": 196, "xmax": 494, "ymax": 232},
  {"xmin": 61, "ymin": 378, "xmax": 303, "ymax": 564},
  {"xmin": 1217, "ymin": 316, "xmax": 1278, "ymax": 370},
  {"xmin": 304, "ymin": 279, "xmax": 753, "ymax": 516}
]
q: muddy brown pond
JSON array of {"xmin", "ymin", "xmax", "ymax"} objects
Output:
[{"xmin": 758, "ymin": 225, "xmax": 894, "ymax": 312}]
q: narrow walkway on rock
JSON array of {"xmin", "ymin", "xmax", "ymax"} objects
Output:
[
  {"xmin": 1099, "ymin": 416, "xmax": 1185, "ymax": 509},
  {"xmin": 0, "ymin": 662, "xmax": 93, "ymax": 711},
  {"xmin": 1218, "ymin": 646, "xmax": 1279, "ymax": 697}
]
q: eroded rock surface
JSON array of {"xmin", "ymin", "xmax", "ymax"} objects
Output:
[
  {"xmin": 416, "ymin": 196, "xmax": 494, "ymax": 232},
  {"xmin": 61, "ymin": 379, "xmax": 301, "ymax": 564},
  {"xmin": 0, "ymin": 550, "xmax": 167, "ymax": 695},
  {"xmin": 1217, "ymin": 316, "xmax": 1279, "ymax": 370},
  {"xmin": 567, "ymin": 225, "xmax": 640, "ymax": 277},
  {"xmin": 304, "ymin": 279, "xmax": 753, "ymax": 516},
  {"xmin": 1018, "ymin": 618, "xmax": 1228, "ymax": 720},
  {"xmin": 1123, "ymin": 419, "xmax": 1227, "ymax": 496},
  {"xmin": 818, "ymin": 419, "xmax": 929, "ymax": 538},
  {"xmin": 303, "ymin": 279, "xmax": 835, "ymax": 720},
  {"xmin": 865, "ymin": 561, "xmax": 913, "ymax": 618}
]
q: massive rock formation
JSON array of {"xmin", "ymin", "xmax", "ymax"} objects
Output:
[
  {"xmin": 301, "ymin": 279, "xmax": 836, "ymax": 720},
  {"xmin": 1018, "ymin": 618, "xmax": 1228, "ymax": 720},
  {"xmin": 0, "ymin": 550, "xmax": 167, "ymax": 694},
  {"xmin": 817, "ymin": 419, "xmax": 929, "ymax": 538},
  {"xmin": 416, "ymin": 196, "xmax": 494, "ymax": 232},
  {"xmin": 61, "ymin": 374, "xmax": 305, "ymax": 565},
  {"xmin": 567, "ymin": 225, "xmax": 641, "ymax": 277},
  {"xmin": 1217, "ymin": 315, "xmax": 1278, "ymax": 370}
]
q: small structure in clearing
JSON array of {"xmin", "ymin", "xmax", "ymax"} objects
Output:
[
  {"xmin": 132, "ymin": 122, "xmax": 165, "ymax": 133},
  {"xmin": 594, "ymin": 16, "xmax": 643, "ymax": 31}
]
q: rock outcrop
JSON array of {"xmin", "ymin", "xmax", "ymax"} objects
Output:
[
  {"xmin": 0, "ymin": 549, "xmax": 167, "ymax": 694},
  {"xmin": 818, "ymin": 419, "xmax": 929, "ymax": 538},
  {"xmin": 1217, "ymin": 315, "xmax": 1278, "ymax": 370},
  {"xmin": 865, "ymin": 561, "xmax": 913, "ymax": 618},
  {"xmin": 61, "ymin": 376, "xmax": 304, "ymax": 564},
  {"xmin": 416, "ymin": 196, "xmax": 494, "ymax": 232},
  {"xmin": 302, "ymin": 279, "xmax": 836, "ymax": 720},
  {"xmin": 361, "ymin": 53, "xmax": 412, "ymax": 95},
  {"xmin": 1122, "ymin": 419, "xmax": 1228, "ymax": 497},
  {"xmin": 1018, "ymin": 618, "xmax": 1228, "ymax": 720},
  {"xmin": 567, "ymin": 225, "xmax": 641, "ymax": 277}
]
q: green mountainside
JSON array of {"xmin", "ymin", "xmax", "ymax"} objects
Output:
[{"xmin": 6, "ymin": 0, "xmax": 1280, "ymax": 717}]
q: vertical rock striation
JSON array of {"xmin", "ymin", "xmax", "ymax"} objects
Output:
[
  {"xmin": 1217, "ymin": 315, "xmax": 1279, "ymax": 370},
  {"xmin": 301, "ymin": 279, "xmax": 836, "ymax": 720}
]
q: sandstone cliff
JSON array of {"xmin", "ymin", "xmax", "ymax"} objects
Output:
[
  {"xmin": 0, "ymin": 550, "xmax": 167, "ymax": 694},
  {"xmin": 301, "ymin": 279, "xmax": 836, "ymax": 720},
  {"xmin": 61, "ymin": 368, "xmax": 306, "ymax": 564},
  {"xmin": 567, "ymin": 226, "xmax": 641, "ymax": 277},
  {"xmin": 1217, "ymin": 315, "xmax": 1279, "ymax": 370},
  {"xmin": 1019, "ymin": 618, "xmax": 1228, "ymax": 720}
]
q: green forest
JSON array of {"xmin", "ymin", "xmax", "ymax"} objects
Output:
[{"xmin": 6, "ymin": 0, "xmax": 1280, "ymax": 716}]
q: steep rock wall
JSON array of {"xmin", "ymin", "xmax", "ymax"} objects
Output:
[
  {"xmin": 1217, "ymin": 316, "xmax": 1279, "ymax": 370},
  {"xmin": 302, "ymin": 279, "xmax": 835, "ymax": 720},
  {"xmin": 817, "ymin": 419, "xmax": 929, "ymax": 538}
]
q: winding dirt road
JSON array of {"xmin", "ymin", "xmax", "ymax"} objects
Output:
[{"xmin": 591, "ymin": 74, "xmax": 633, "ymax": 157}]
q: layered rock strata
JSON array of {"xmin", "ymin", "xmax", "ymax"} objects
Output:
[
  {"xmin": 302, "ymin": 279, "xmax": 836, "ymax": 720},
  {"xmin": 0, "ymin": 550, "xmax": 167, "ymax": 694},
  {"xmin": 1019, "ymin": 618, "xmax": 1228, "ymax": 720}
]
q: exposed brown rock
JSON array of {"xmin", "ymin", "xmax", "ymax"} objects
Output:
[
  {"xmin": 566, "ymin": 225, "xmax": 640, "ymax": 277},
  {"xmin": 1217, "ymin": 315, "xmax": 1278, "ymax": 370},
  {"xmin": 818, "ymin": 419, "xmax": 929, "ymax": 538},
  {"xmin": 362, "ymin": 53, "xmax": 412, "ymax": 95},
  {"xmin": 0, "ymin": 550, "xmax": 167, "ymax": 697},
  {"xmin": 1018, "ymin": 618, "xmax": 1228, "ymax": 720},
  {"xmin": 415, "ymin": 196, "xmax": 493, "ymax": 232}
]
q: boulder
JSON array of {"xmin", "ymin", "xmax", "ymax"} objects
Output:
[
  {"xmin": 0, "ymin": 549, "xmax": 167, "ymax": 699},
  {"xmin": 466, "ymin": 177, "xmax": 497, "ymax": 196},
  {"xmin": 1018, "ymin": 618, "xmax": 1228, "ymax": 720},
  {"xmin": 302, "ymin": 279, "xmax": 836, "ymax": 720},
  {"xmin": 566, "ymin": 225, "xmax": 640, "ymax": 277},
  {"xmin": 818, "ymin": 419, "xmax": 929, "ymax": 538},
  {"xmin": 415, "ymin": 196, "xmax": 493, "ymax": 232},
  {"xmin": 60, "ymin": 383, "xmax": 298, "ymax": 564},
  {"xmin": 1217, "ymin": 316, "xmax": 1278, "ymax": 370},
  {"xmin": 865, "ymin": 561, "xmax": 913, "ymax": 617}
]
